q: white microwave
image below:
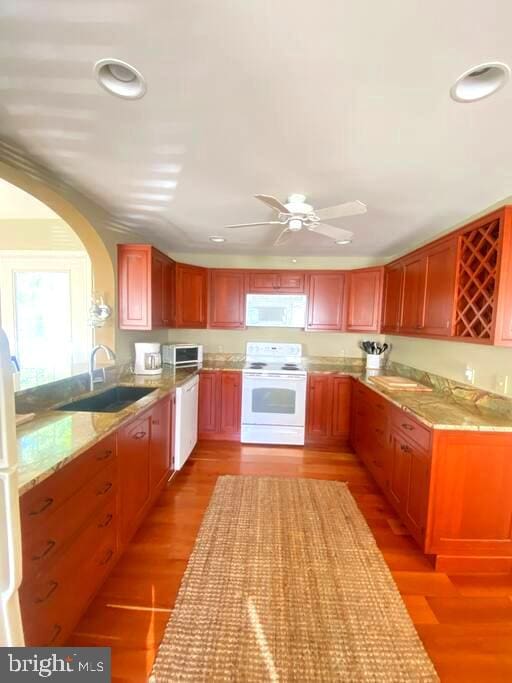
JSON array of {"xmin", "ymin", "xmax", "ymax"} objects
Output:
[
  {"xmin": 246, "ymin": 294, "xmax": 307, "ymax": 328},
  {"xmin": 162, "ymin": 343, "xmax": 203, "ymax": 366}
]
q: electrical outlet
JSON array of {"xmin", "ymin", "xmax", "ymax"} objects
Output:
[
  {"xmin": 464, "ymin": 365, "xmax": 475, "ymax": 384},
  {"xmin": 495, "ymin": 374, "xmax": 509, "ymax": 394}
]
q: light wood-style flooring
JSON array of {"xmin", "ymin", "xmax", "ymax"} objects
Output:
[{"xmin": 69, "ymin": 442, "xmax": 512, "ymax": 682}]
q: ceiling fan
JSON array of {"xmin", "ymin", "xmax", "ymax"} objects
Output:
[{"xmin": 225, "ymin": 194, "xmax": 367, "ymax": 246}]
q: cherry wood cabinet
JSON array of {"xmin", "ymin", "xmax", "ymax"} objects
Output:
[
  {"xmin": 149, "ymin": 394, "xmax": 174, "ymax": 491},
  {"xmin": 198, "ymin": 370, "xmax": 242, "ymax": 440},
  {"xmin": 400, "ymin": 254, "xmax": 427, "ymax": 333},
  {"xmin": 346, "ymin": 267, "xmax": 384, "ymax": 332},
  {"xmin": 306, "ymin": 373, "xmax": 351, "ymax": 446},
  {"xmin": 118, "ymin": 244, "xmax": 176, "ymax": 330},
  {"xmin": 381, "ymin": 263, "xmax": 404, "ymax": 333},
  {"xmin": 306, "ymin": 272, "xmax": 345, "ymax": 331},
  {"xmin": 422, "ymin": 238, "xmax": 457, "ymax": 337},
  {"xmin": 175, "ymin": 263, "xmax": 208, "ymax": 328},
  {"xmin": 208, "ymin": 269, "xmax": 246, "ymax": 329},
  {"xmin": 248, "ymin": 270, "xmax": 305, "ymax": 293}
]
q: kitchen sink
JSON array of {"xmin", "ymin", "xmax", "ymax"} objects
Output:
[{"xmin": 57, "ymin": 386, "xmax": 157, "ymax": 413}]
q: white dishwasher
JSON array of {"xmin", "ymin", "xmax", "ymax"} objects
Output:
[{"xmin": 174, "ymin": 374, "xmax": 199, "ymax": 470}]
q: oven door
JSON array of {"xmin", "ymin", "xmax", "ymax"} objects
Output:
[{"xmin": 241, "ymin": 373, "xmax": 306, "ymax": 426}]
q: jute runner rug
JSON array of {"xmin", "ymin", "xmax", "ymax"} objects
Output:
[{"xmin": 151, "ymin": 476, "xmax": 438, "ymax": 681}]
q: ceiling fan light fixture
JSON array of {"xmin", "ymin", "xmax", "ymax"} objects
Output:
[
  {"xmin": 94, "ymin": 58, "xmax": 147, "ymax": 99},
  {"xmin": 450, "ymin": 62, "xmax": 510, "ymax": 102},
  {"xmin": 209, "ymin": 235, "xmax": 226, "ymax": 243},
  {"xmin": 288, "ymin": 218, "xmax": 303, "ymax": 232},
  {"xmin": 335, "ymin": 239, "xmax": 352, "ymax": 245}
]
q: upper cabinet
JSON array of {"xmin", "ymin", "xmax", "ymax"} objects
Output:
[
  {"xmin": 175, "ymin": 263, "xmax": 208, "ymax": 328},
  {"xmin": 306, "ymin": 272, "xmax": 345, "ymax": 331},
  {"xmin": 346, "ymin": 267, "xmax": 384, "ymax": 332},
  {"xmin": 248, "ymin": 270, "xmax": 305, "ymax": 293},
  {"xmin": 118, "ymin": 244, "xmax": 175, "ymax": 330},
  {"xmin": 208, "ymin": 269, "xmax": 246, "ymax": 329},
  {"xmin": 381, "ymin": 262, "xmax": 404, "ymax": 333},
  {"xmin": 382, "ymin": 206, "xmax": 512, "ymax": 345}
]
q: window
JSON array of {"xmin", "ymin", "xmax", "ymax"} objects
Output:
[{"xmin": 0, "ymin": 251, "xmax": 92, "ymax": 388}]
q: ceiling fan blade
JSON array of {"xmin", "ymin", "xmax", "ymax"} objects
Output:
[
  {"xmin": 225, "ymin": 220, "xmax": 284, "ymax": 229},
  {"xmin": 307, "ymin": 223, "xmax": 353, "ymax": 241},
  {"xmin": 314, "ymin": 200, "xmax": 367, "ymax": 221},
  {"xmin": 273, "ymin": 227, "xmax": 293, "ymax": 246},
  {"xmin": 254, "ymin": 194, "xmax": 290, "ymax": 214}
]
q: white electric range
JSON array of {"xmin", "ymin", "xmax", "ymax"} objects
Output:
[{"xmin": 241, "ymin": 342, "xmax": 307, "ymax": 445}]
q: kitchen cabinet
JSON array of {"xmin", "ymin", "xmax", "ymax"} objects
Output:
[
  {"xmin": 198, "ymin": 370, "xmax": 242, "ymax": 440},
  {"xmin": 346, "ymin": 267, "xmax": 384, "ymax": 332},
  {"xmin": 208, "ymin": 269, "xmax": 246, "ymax": 329},
  {"xmin": 19, "ymin": 395, "xmax": 175, "ymax": 646},
  {"xmin": 381, "ymin": 263, "xmax": 404, "ymax": 333},
  {"xmin": 306, "ymin": 272, "xmax": 345, "ymax": 331},
  {"xmin": 118, "ymin": 244, "xmax": 175, "ymax": 330},
  {"xmin": 248, "ymin": 270, "xmax": 305, "ymax": 293},
  {"xmin": 400, "ymin": 254, "xmax": 427, "ymax": 333},
  {"xmin": 306, "ymin": 374, "xmax": 351, "ymax": 446},
  {"xmin": 422, "ymin": 238, "xmax": 457, "ymax": 336},
  {"xmin": 175, "ymin": 263, "xmax": 208, "ymax": 328}
]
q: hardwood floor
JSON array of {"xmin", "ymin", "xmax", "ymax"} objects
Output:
[{"xmin": 68, "ymin": 442, "xmax": 512, "ymax": 682}]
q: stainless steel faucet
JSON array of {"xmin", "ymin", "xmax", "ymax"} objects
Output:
[{"xmin": 89, "ymin": 344, "xmax": 116, "ymax": 391}]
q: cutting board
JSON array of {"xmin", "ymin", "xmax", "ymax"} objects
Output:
[{"xmin": 368, "ymin": 375, "xmax": 433, "ymax": 392}]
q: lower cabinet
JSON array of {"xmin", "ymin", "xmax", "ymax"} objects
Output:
[
  {"xmin": 20, "ymin": 394, "xmax": 174, "ymax": 646},
  {"xmin": 198, "ymin": 370, "xmax": 242, "ymax": 440},
  {"xmin": 306, "ymin": 374, "xmax": 351, "ymax": 446}
]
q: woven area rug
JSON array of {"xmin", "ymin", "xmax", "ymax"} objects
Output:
[{"xmin": 151, "ymin": 476, "xmax": 438, "ymax": 682}]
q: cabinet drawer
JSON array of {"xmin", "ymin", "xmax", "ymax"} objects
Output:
[
  {"xmin": 21, "ymin": 499, "xmax": 117, "ymax": 646},
  {"xmin": 393, "ymin": 410, "xmax": 431, "ymax": 451},
  {"xmin": 22, "ymin": 460, "xmax": 117, "ymax": 581},
  {"xmin": 21, "ymin": 433, "xmax": 116, "ymax": 532}
]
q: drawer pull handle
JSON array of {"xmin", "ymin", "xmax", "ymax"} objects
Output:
[
  {"xmin": 99, "ymin": 549, "xmax": 114, "ymax": 566},
  {"xmin": 133, "ymin": 431, "xmax": 147, "ymax": 440},
  {"xmin": 96, "ymin": 449, "xmax": 113, "ymax": 461},
  {"xmin": 97, "ymin": 481, "xmax": 113, "ymax": 496},
  {"xmin": 35, "ymin": 580, "xmax": 58, "ymax": 603},
  {"xmin": 49, "ymin": 624, "xmax": 62, "ymax": 644},
  {"xmin": 32, "ymin": 539, "xmax": 56, "ymax": 561},
  {"xmin": 29, "ymin": 497, "xmax": 54, "ymax": 516},
  {"xmin": 98, "ymin": 513, "xmax": 113, "ymax": 528},
  {"xmin": 401, "ymin": 423, "xmax": 414, "ymax": 431},
  {"xmin": 400, "ymin": 444, "xmax": 412, "ymax": 454}
]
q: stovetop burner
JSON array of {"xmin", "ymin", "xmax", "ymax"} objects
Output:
[
  {"xmin": 249, "ymin": 362, "xmax": 267, "ymax": 369},
  {"xmin": 282, "ymin": 363, "xmax": 299, "ymax": 369}
]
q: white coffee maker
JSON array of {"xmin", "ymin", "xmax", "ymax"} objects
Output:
[{"xmin": 134, "ymin": 342, "xmax": 162, "ymax": 375}]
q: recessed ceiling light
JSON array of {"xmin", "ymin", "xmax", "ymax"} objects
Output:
[
  {"xmin": 209, "ymin": 236, "xmax": 226, "ymax": 243},
  {"xmin": 335, "ymin": 239, "xmax": 352, "ymax": 245},
  {"xmin": 94, "ymin": 59, "xmax": 147, "ymax": 99},
  {"xmin": 450, "ymin": 62, "xmax": 510, "ymax": 102}
]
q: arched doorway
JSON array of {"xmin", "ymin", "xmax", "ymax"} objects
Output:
[{"xmin": 0, "ymin": 161, "xmax": 116, "ymax": 386}]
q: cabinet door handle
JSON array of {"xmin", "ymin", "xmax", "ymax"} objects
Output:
[
  {"xmin": 99, "ymin": 549, "xmax": 114, "ymax": 566},
  {"xmin": 98, "ymin": 513, "xmax": 113, "ymax": 528},
  {"xmin": 375, "ymin": 428, "xmax": 384, "ymax": 436},
  {"xmin": 35, "ymin": 580, "xmax": 58, "ymax": 603},
  {"xmin": 96, "ymin": 449, "xmax": 113, "ymax": 461},
  {"xmin": 133, "ymin": 431, "xmax": 147, "ymax": 439},
  {"xmin": 29, "ymin": 497, "xmax": 54, "ymax": 516},
  {"xmin": 400, "ymin": 444, "xmax": 412, "ymax": 454},
  {"xmin": 49, "ymin": 624, "xmax": 62, "ymax": 644},
  {"xmin": 32, "ymin": 539, "xmax": 56, "ymax": 561},
  {"xmin": 401, "ymin": 423, "xmax": 414, "ymax": 431},
  {"xmin": 152, "ymin": 419, "xmax": 160, "ymax": 426},
  {"xmin": 96, "ymin": 481, "xmax": 113, "ymax": 496}
]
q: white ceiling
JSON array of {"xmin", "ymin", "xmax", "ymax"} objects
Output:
[{"xmin": 1, "ymin": 1, "xmax": 512, "ymax": 256}]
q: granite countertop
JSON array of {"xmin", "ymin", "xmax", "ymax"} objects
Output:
[
  {"xmin": 357, "ymin": 371, "xmax": 512, "ymax": 433},
  {"xmin": 16, "ymin": 357, "xmax": 512, "ymax": 496},
  {"xmin": 16, "ymin": 366, "xmax": 200, "ymax": 496}
]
